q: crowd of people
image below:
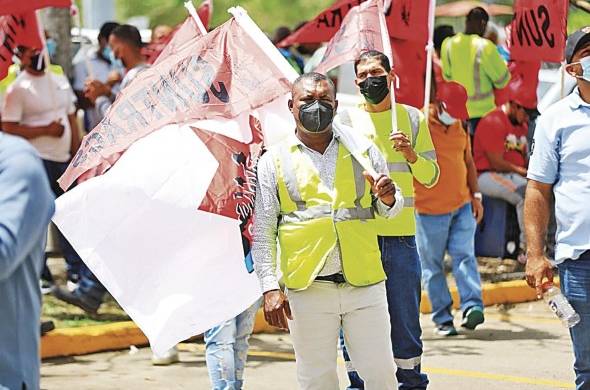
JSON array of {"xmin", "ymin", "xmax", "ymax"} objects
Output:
[{"xmin": 0, "ymin": 4, "xmax": 589, "ymax": 390}]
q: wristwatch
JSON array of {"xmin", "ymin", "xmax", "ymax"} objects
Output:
[{"xmin": 473, "ymin": 192, "xmax": 483, "ymax": 201}]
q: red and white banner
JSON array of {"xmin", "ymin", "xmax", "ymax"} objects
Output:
[
  {"xmin": 315, "ymin": 0, "xmax": 388, "ymax": 74},
  {"xmin": 509, "ymin": 0, "xmax": 568, "ymax": 63},
  {"xmin": 59, "ymin": 17, "xmax": 292, "ymax": 190},
  {"xmin": 53, "ymin": 7, "xmax": 299, "ymax": 356},
  {"xmin": 0, "ymin": 0, "xmax": 70, "ymax": 15},
  {"xmin": 279, "ymin": 0, "xmax": 429, "ymax": 47},
  {"xmin": 0, "ymin": 11, "xmax": 43, "ymax": 79}
]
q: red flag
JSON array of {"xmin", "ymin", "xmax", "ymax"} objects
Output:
[
  {"xmin": 197, "ymin": 0, "xmax": 213, "ymax": 31},
  {"xmin": 315, "ymin": 0, "xmax": 387, "ymax": 74},
  {"xmin": 494, "ymin": 60, "xmax": 541, "ymax": 107},
  {"xmin": 386, "ymin": 0, "xmax": 429, "ymax": 42},
  {"xmin": 59, "ymin": 17, "xmax": 292, "ymax": 190},
  {"xmin": 392, "ymin": 37, "xmax": 426, "ymax": 109},
  {"xmin": 278, "ymin": 0, "xmax": 429, "ymax": 47},
  {"xmin": 151, "ymin": 17, "xmax": 203, "ymax": 65},
  {"xmin": 509, "ymin": 0, "xmax": 568, "ymax": 62},
  {"xmin": 194, "ymin": 115, "xmax": 263, "ymax": 271},
  {"xmin": 279, "ymin": 0, "xmax": 363, "ymax": 47},
  {"xmin": 0, "ymin": 11, "xmax": 42, "ymax": 79},
  {"xmin": 0, "ymin": 0, "xmax": 70, "ymax": 15}
]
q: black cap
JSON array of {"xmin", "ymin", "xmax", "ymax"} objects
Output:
[{"xmin": 566, "ymin": 27, "xmax": 590, "ymax": 64}]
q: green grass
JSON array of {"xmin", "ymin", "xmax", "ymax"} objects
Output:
[{"xmin": 42, "ymin": 295, "xmax": 130, "ymax": 328}]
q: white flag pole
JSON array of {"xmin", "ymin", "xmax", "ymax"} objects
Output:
[
  {"xmin": 228, "ymin": 6, "xmax": 300, "ymax": 83},
  {"xmin": 377, "ymin": 0, "xmax": 397, "ymax": 134},
  {"xmin": 185, "ymin": 1, "xmax": 208, "ymax": 36},
  {"xmin": 423, "ymin": 0, "xmax": 437, "ymax": 117}
]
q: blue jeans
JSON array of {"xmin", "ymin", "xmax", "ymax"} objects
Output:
[
  {"xmin": 343, "ymin": 236, "xmax": 428, "ymax": 390},
  {"xmin": 204, "ymin": 298, "xmax": 262, "ymax": 390},
  {"xmin": 559, "ymin": 256, "xmax": 590, "ymax": 390},
  {"xmin": 42, "ymin": 160, "xmax": 83, "ymax": 280},
  {"xmin": 416, "ymin": 203, "xmax": 483, "ymax": 325}
]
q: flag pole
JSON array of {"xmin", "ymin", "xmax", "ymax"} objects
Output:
[
  {"xmin": 185, "ymin": 1, "xmax": 207, "ymax": 35},
  {"xmin": 377, "ymin": 1, "xmax": 397, "ymax": 135},
  {"xmin": 423, "ymin": 0, "xmax": 436, "ymax": 118},
  {"xmin": 229, "ymin": 6, "xmax": 300, "ymax": 83}
]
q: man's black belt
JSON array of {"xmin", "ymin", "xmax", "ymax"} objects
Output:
[{"xmin": 316, "ymin": 273, "xmax": 346, "ymax": 283}]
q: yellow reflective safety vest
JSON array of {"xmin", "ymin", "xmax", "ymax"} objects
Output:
[
  {"xmin": 441, "ymin": 33, "xmax": 510, "ymax": 119},
  {"xmin": 272, "ymin": 137, "xmax": 386, "ymax": 290},
  {"xmin": 338, "ymin": 104, "xmax": 439, "ymax": 237}
]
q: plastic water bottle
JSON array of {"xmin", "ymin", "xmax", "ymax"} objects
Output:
[{"xmin": 543, "ymin": 283, "xmax": 581, "ymax": 328}]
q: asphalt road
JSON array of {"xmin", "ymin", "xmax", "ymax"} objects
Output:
[{"xmin": 41, "ymin": 300, "xmax": 576, "ymax": 390}]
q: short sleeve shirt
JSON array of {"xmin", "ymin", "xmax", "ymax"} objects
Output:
[
  {"xmin": 527, "ymin": 89, "xmax": 590, "ymax": 262},
  {"xmin": 2, "ymin": 71, "xmax": 77, "ymax": 162},
  {"xmin": 473, "ymin": 108, "xmax": 528, "ymax": 172}
]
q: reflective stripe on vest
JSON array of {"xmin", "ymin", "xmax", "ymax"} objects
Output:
[
  {"xmin": 276, "ymin": 142, "xmax": 373, "ymax": 223},
  {"xmin": 471, "ymin": 42, "xmax": 494, "ymax": 102},
  {"xmin": 272, "ymin": 139, "xmax": 386, "ymax": 290}
]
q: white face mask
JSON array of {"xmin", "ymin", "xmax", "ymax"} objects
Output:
[
  {"xmin": 438, "ymin": 108, "xmax": 457, "ymax": 126},
  {"xmin": 568, "ymin": 56, "xmax": 590, "ymax": 83}
]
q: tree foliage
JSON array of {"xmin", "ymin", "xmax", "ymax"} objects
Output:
[
  {"xmin": 116, "ymin": 0, "xmax": 334, "ymax": 33},
  {"xmin": 115, "ymin": 0, "xmax": 589, "ymax": 36}
]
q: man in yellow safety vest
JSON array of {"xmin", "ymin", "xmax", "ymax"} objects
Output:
[
  {"xmin": 337, "ymin": 50, "xmax": 440, "ymax": 390},
  {"xmin": 441, "ymin": 7, "xmax": 510, "ymax": 136},
  {"xmin": 252, "ymin": 72, "xmax": 404, "ymax": 390}
]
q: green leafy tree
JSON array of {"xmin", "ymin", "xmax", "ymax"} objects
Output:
[{"xmin": 116, "ymin": 0, "xmax": 333, "ymax": 33}]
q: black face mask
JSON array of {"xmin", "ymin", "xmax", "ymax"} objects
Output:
[
  {"xmin": 298, "ymin": 100, "xmax": 334, "ymax": 133},
  {"xmin": 29, "ymin": 53, "xmax": 46, "ymax": 72},
  {"xmin": 358, "ymin": 75, "xmax": 389, "ymax": 104}
]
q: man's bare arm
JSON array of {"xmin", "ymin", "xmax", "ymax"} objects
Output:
[{"xmin": 524, "ymin": 180, "xmax": 554, "ymax": 296}]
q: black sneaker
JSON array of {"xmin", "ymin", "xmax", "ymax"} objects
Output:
[
  {"xmin": 52, "ymin": 286, "xmax": 100, "ymax": 314},
  {"xmin": 461, "ymin": 306, "xmax": 485, "ymax": 330},
  {"xmin": 41, "ymin": 320, "xmax": 55, "ymax": 336},
  {"xmin": 435, "ymin": 322, "xmax": 458, "ymax": 336}
]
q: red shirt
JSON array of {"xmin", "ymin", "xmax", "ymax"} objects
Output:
[{"xmin": 473, "ymin": 108, "xmax": 528, "ymax": 172}]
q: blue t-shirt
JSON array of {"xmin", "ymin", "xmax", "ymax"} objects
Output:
[
  {"xmin": 528, "ymin": 89, "xmax": 590, "ymax": 263},
  {"xmin": 0, "ymin": 133, "xmax": 54, "ymax": 390}
]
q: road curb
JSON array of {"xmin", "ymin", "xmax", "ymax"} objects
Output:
[
  {"xmin": 42, "ymin": 279, "xmax": 545, "ymax": 359},
  {"xmin": 419, "ymin": 279, "xmax": 551, "ymax": 313}
]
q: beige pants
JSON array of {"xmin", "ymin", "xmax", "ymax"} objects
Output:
[{"xmin": 287, "ymin": 281, "xmax": 398, "ymax": 390}]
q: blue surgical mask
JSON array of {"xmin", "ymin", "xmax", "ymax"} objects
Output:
[
  {"xmin": 46, "ymin": 39, "xmax": 57, "ymax": 58},
  {"xmin": 101, "ymin": 46, "xmax": 113, "ymax": 60},
  {"xmin": 570, "ymin": 56, "xmax": 590, "ymax": 83},
  {"xmin": 107, "ymin": 49, "xmax": 124, "ymax": 70},
  {"xmin": 438, "ymin": 108, "xmax": 457, "ymax": 126}
]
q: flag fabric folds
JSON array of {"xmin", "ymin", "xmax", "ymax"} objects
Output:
[
  {"xmin": 315, "ymin": 0, "xmax": 387, "ymax": 75},
  {"xmin": 59, "ymin": 17, "xmax": 292, "ymax": 190},
  {"xmin": 53, "ymin": 8, "xmax": 300, "ymax": 355}
]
